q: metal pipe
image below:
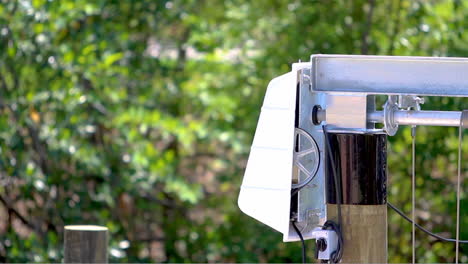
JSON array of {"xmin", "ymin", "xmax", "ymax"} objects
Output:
[
  {"xmin": 368, "ymin": 110, "xmax": 462, "ymax": 127},
  {"xmin": 316, "ymin": 109, "xmax": 326, "ymax": 124},
  {"xmin": 367, "ymin": 111, "xmax": 384, "ymax": 123}
]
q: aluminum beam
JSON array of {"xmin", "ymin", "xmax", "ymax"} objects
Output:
[{"xmin": 311, "ymin": 55, "xmax": 468, "ymax": 97}]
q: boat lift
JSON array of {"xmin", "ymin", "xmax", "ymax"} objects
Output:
[{"xmin": 238, "ymin": 55, "xmax": 468, "ymax": 263}]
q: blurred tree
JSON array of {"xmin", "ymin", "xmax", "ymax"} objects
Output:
[{"xmin": 0, "ymin": 0, "xmax": 466, "ymax": 262}]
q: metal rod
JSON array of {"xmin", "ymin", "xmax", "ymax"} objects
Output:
[
  {"xmin": 368, "ymin": 110, "xmax": 462, "ymax": 127},
  {"xmin": 455, "ymin": 121, "xmax": 464, "ymax": 264}
]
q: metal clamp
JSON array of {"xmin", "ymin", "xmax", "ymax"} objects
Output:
[
  {"xmin": 383, "ymin": 96, "xmax": 399, "ymax": 136},
  {"xmin": 462, "ymin": 110, "xmax": 468, "ymax": 129},
  {"xmin": 382, "ymin": 95, "xmax": 425, "ymax": 136}
]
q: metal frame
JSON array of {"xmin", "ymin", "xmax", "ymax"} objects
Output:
[
  {"xmin": 294, "ymin": 68, "xmax": 327, "ymax": 238},
  {"xmin": 311, "ymin": 54, "xmax": 468, "ymax": 97}
]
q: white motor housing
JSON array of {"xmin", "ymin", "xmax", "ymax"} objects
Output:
[{"xmin": 238, "ymin": 62, "xmax": 314, "ymax": 242}]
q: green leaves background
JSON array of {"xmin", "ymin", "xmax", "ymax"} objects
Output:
[{"xmin": 0, "ymin": 0, "xmax": 467, "ymax": 262}]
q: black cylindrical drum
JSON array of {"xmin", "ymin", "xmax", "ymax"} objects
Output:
[{"xmin": 325, "ymin": 133, "xmax": 387, "ymax": 205}]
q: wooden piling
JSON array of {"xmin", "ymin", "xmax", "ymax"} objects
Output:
[
  {"xmin": 64, "ymin": 225, "xmax": 108, "ymax": 263},
  {"xmin": 327, "ymin": 204, "xmax": 387, "ymax": 263}
]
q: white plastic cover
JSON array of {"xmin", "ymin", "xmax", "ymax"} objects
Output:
[{"xmin": 238, "ymin": 70, "xmax": 297, "ymax": 236}]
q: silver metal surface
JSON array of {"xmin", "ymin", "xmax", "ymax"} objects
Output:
[
  {"xmin": 462, "ymin": 110, "xmax": 468, "ymax": 128},
  {"xmin": 383, "ymin": 96, "xmax": 399, "ymax": 136},
  {"xmin": 326, "ymin": 94, "xmax": 368, "ymax": 129},
  {"xmin": 311, "ymin": 54, "xmax": 468, "ymax": 97},
  {"xmin": 399, "ymin": 95, "xmax": 424, "ymax": 109},
  {"xmin": 295, "ymin": 68, "xmax": 327, "ymax": 237},
  {"xmin": 368, "ymin": 110, "xmax": 462, "ymax": 127},
  {"xmin": 316, "ymin": 109, "xmax": 326, "ymax": 124},
  {"xmin": 366, "ymin": 95, "xmax": 377, "ymax": 130}
]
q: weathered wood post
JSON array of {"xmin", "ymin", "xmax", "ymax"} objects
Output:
[{"xmin": 64, "ymin": 225, "xmax": 108, "ymax": 263}]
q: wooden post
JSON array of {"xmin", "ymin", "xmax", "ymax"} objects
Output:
[
  {"xmin": 325, "ymin": 133, "xmax": 388, "ymax": 263},
  {"xmin": 327, "ymin": 204, "xmax": 387, "ymax": 262},
  {"xmin": 64, "ymin": 225, "xmax": 108, "ymax": 263}
]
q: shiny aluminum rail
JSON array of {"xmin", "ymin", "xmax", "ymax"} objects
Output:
[{"xmin": 311, "ymin": 55, "xmax": 468, "ymax": 97}]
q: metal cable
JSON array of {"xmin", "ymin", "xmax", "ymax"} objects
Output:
[
  {"xmin": 411, "ymin": 126, "xmax": 416, "ymax": 264},
  {"xmin": 455, "ymin": 111, "xmax": 467, "ymax": 263},
  {"xmin": 391, "ymin": 110, "xmax": 468, "ymax": 264}
]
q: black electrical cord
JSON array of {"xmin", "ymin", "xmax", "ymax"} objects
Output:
[
  {"xmin": 322, "ymin": 125, "xmax": 344, "ymax": 263},
  {"xmin": 291, "ymin": 128, "xmax": 320, "ymax": 196},
  {"xmin": 322, "ymin": 220, "xmax": 344, "ymax": 263},
  {"xmin": 291, "ymin": 173, "xmax": 318, "ymax": 196},
  {"xmin": 292, "ymin": 221, "xmax": 306, "ymax": 263},
  {"xmin": 388, "ymin": 202, "xmax": 468, "ymax": 243},
  {"xmin": 290, "ymin": 126, "xmax": 343, "ymax": 263}
]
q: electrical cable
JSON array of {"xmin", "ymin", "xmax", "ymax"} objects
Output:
[
  {"xmin": 292, "ymin": 220, "xmax": 306, "ymax": 264},
  {"xmin": 387, "ymin": 202, "xmax": 468, "ymax": 244},
  {"xmin": 291, "ymin": 173, "xmax": 318, "ymax": 196},
  {"xmin": 322, "ymin": 125, "xmax": 343, "ymax": 263},
  {"xmin": 322, "ymin": 220, "xmax": 344, "ymax": 264},
  {"xmin": 291, "ymin": 126, "xmax": 343, "ymax": 263}
]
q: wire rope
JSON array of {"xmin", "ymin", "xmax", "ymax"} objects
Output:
[
  {"xmin": 455, "ymin": 111, "xmax": 467, "ymax": 263},
  {"xmin": 391, "ymin": 111, "xmax": 467, "ymax": 263},
  {"xmin": 411, "ymin": 126, "xmax": 416, "ymax": 264}
]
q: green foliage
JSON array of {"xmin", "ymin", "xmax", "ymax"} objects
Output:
[{"xmin": 0, "ymin": 0, "xmax": 467, "ymax": 262}]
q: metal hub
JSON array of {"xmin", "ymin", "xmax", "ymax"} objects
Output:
[{"xmin": 383, "ymin": 97, "xmax": 399, "ymax": 136}]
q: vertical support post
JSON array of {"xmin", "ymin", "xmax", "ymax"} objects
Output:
[
  {"xmin": 325, "ymin": 133, "xmax": 387, "ymax": 263},
  {"xmin": 64, "ymin": 225, "xmax": 108, "ymax": 263}
]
